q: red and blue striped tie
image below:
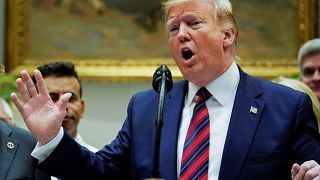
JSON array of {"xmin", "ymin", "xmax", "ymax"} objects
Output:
[{"xmin": 180, "ymin": 87, "xmax": 212, "ymax": 180}]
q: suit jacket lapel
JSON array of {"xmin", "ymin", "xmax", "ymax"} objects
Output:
[
  {"xmin": 219, "ymin": 69, "xmax": 265, "ymax": 180},
  {"xmin": 159, "ymin": 81, "xmax": 188, "ymax": 180},
  {"xmin": 0, "ymin": 123, "xmax": 19, "ymax": 179}
]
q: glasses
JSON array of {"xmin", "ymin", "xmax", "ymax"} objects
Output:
[{"xmin": 302, "ymin": 67, "xmax": 320, "ymax": 77}]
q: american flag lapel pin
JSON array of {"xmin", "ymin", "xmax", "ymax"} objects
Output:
[{"xmin": 250, "ymin": 106, "xmax": 258, "ymax": 114}]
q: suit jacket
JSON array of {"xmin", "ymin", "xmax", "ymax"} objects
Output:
[
  {"xmin": 38, "ymin": 68, "xmax": 320, "ymax": 180},
  {"xmin": 0, "ymin": 121, "xmax": 50, "ymax": 180}
]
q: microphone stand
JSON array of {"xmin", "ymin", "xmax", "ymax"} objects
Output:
[
  {"xmin": 146, "ymin": 64, "xmax": 172, "ymax": 180},
  {"xmin": 151, "ymin": 70, "xmax": 167, "ymax": 179}
]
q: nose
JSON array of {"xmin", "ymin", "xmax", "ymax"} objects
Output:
[
  {"xmin": 312, "ymin": 70, "xmax": 320, "ymax": 80},
  {"xmin": 177, "ymin": 23, "xmax": 190, "ymax": 43}
]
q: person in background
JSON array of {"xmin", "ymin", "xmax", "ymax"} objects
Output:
[
  {"xmin": 32, "ymin": 61, "xmax": 98, "ymax": 153},
  {"xmin": 298, "ymin": 38, "xmax": 320, "ymax": 102},
  {"xmin": 0, "ymin": 120, "xmax": 50, "ymax": 179},
  {"xmin": 11, "ymin": 0, "xmax": 320, "ymax": 179},
  {"xmin": 0, "ymin": 97, "xmax": 15, "ymax": 125},
  {"xmin": 274, "ymin": 76, "xmax": 320, "ymax": 129}
]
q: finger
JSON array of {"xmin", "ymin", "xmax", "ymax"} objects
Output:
[
  {"xmin": 293, "ymin": 167, "xmax": 308, "ymax": 180},
  {"xmin": 25, "ymin": 70, "xmax": 38, "ymax": 97},
  {"xmin": 11, "ymin": 93, "xmax": 25, "ymax": 117},
  {"xmin": 292, "ymin": 163, "xmax": 300, "ymax": 179},
  {"xmin": 304, "ymin": 164, "xmax": 320, "ymax": 180},
  {"xmin": 294, "ymin": 161, "xmax": 317, "ymax": 180},
  {"xmin": 15, "ymin": 78, "xmax": 30, "ymax": 104},
  {"xmin": 21, "ymin": 70, "xmax": 38, "ymax": 98},
  {"xmin": 301, "ymin": 160, "xmax": 317, "ymax": 170},
  {"xmin": 57, "ymin": 93, "xmax": 72, "ymax": 111},
  {"xmin": 34, "ymin": 69, "xmax": 49, "ymax": 96}
]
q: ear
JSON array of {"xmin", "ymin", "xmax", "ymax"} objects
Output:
[
  {"xmin": 80, "ymin": 99, "xmax": 85, "ymax": 118},
  {"xmin": 222, "ymin": 28, "xmax": 235, "ymax": 48}
]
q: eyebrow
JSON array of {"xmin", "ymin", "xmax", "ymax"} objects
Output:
[{"xmin": 167, "ymin": 11, "xmax": 205, "ymax": 26}]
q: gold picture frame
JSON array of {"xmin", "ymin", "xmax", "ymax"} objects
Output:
[{"xmin": 4, "ymin": 0, "xmax": 319, "ymax": 82}]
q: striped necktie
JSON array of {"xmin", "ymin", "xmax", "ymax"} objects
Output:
[{"xmin": 180, "ymin": 87, "xmax": 212, "ymax": 180}]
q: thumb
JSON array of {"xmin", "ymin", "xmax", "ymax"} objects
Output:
[
  {"xmin": 291, "ymin": 163, "xmax": 300, "ymax": 179},
  {"xmin": 57, "ymin": 93, "xmax": 72, "ymax": 111}
]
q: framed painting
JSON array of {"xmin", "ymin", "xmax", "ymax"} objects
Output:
[{"xmin": 4, "ymin": 0, "xmax": 319, "ymax": 82}]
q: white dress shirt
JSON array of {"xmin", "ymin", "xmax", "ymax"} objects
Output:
[
  {"xmin": 75, "ymin": 134, "xmax": 99, "ymax": 153},
  {"xmin": 177, "ymin": 61, "xmax": 240, "ymax": 179}
]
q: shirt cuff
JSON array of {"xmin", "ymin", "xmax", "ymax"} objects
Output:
[{"xmin": 31, "ymin": 127, "xmax": 64, "ymax": 163}]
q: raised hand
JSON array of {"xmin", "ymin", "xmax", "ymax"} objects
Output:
[{"xmin": 11, "ymin": 70, "xmax": 71, "ymax": 145}]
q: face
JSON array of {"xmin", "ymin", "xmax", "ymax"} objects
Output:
[
  {"xmin": 166, "ymin": 0, "xmax": 235, "ymax": 87},
  {"xmin": 0, "ymin": 101, "xmax": 13, "ymax": 125},
  {"xmin": 301, "ymin": 53, "xmax": 320, "ymax": 101},
  {"xmin": 44, "ymin": 76, "xmax": 84, "ymax": 138}
]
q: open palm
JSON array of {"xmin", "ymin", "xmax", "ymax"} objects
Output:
[{"xmin": 11, "ymin": 70, "xmax": 71, "ymax": 145}]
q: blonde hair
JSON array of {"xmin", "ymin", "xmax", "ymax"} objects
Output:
[
  {"xmin": 274, "ymin": 77, "xmax": 320, "ymax": 130},
  {"xmin": 162, "ymin": 0, "xmax": 238, "ymax": 54}
]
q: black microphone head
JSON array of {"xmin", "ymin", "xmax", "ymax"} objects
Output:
[{"xmin": 152, "ymin": 64, "xmax": 173, "ymax": 94}]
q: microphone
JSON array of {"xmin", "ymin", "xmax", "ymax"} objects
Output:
[
  {"xmin": 152, "ymin": 64, "xmax": 173, "ymax": 93},
  {"xmin": 150, "ymin": 64, "xmax": 173, "ymax": 179}
]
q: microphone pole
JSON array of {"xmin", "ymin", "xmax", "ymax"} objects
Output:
[{"xmin": 149, "ymin": 64, "xmax": 173, "ymax": 179}]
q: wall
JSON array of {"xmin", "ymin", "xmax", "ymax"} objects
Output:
[{"xmin": 79, "ymin": 82, "xmax": 151, "ymax": 149}]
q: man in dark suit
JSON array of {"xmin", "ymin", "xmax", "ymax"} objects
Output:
[
  {"xmin": 0, "ymin": 121, "xmax": 50, "ymax": 179},
  {"xmin": 11, "ymin": 0, "xmax": 320, "ymax": 179}
]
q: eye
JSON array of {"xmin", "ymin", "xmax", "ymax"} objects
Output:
[
  {"xmin": 191, "ymin": 20, "xmax": 201, "ymax": 26},
  {"xmin": 49, "ymin": 93, "xmax": 59, "ymax": 103},
  {"xmin": 68, "ymin": 94, "xmax": 78, "ymax": 103},
  {"xmin": 303, "ymin": 68, "xmax": 315, "ymax": 77},
  {"xmin": 170, "ymin": 26, "xmax": 179, "ymax": 32},
  {"xmin": 188, "ymin": 19, "xmax": 203, "ymax": 28},
  {"xmin": 168, "ymin": 24, "xmax": 179, "ymax": 35}
]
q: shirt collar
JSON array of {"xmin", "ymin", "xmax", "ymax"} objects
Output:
[{"xmin": 186, "ymin": 61, "xmax": 240, "ymax": 106}]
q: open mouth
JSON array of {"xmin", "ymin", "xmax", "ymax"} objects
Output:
[{"xmin": 182, "ymin": 49, "xmax": 195, "ymax": 60}]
